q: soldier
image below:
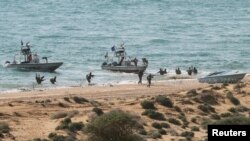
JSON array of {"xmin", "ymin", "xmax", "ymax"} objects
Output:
[
  {"xmin": 176, "ymin": 67, "xmax": 181, "ymax": 75},
  {"xmin": 147, "ymin": 74, "xmax": 154, "ymax": 87},
  {"xmin": 187, "ymin": 67, "xmax": 192, "ymax": 76},
  {"xmin": 86, "ymin": 72, "xmax": 95, "ymax": 85},
  {"xmin": 193, "ymin": 67, "xmax": 198, "ymax": 75},
  {"xmin": 138, "ymin": 70, "xmax": 144, "ymax": 84},
  {"xmin": 158, "ymin": 68, "xmax": 167, "ymax": 75},
  {"xmin": 50, "ymin": 76, "xmax": 57, "ymax": 84},
  {"xmin": 35, "ymin": 74, "xmax": 45, "ymax": 84}
]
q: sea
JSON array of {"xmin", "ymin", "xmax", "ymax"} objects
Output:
[{"xmin": 0, "ymin": 0, "xmax": 249, "ymax": 91}]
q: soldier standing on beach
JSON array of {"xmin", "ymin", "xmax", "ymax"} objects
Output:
[
  {"xmin": 138, "ymin": 70, "xmax": 144, "ymax": 84},
  {"xmin": 86, "ymin": 72, "xmax": 94, "ymax": 85},
  {"xmin": 147, "ymin": 74, "xmax": 154, "ymax": 87}
]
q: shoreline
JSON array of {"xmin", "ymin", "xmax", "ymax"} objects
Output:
[
  {"xmin": 0, "ymin": 75, "xmax": 249, "ymax": 140},
  {"xmin": 0, "ymin": 76, "xmax": 197, "ymax": 93},
  {"xmin": 0, "ymin": 79, "xmax": 207, "ymax": 102},
  {"xmin": 0, "ymin": 74, "xmax": 249, "ymax": 101}
]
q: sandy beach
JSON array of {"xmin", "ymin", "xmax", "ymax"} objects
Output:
[{"xmin": 0, "ymin": 76, "xmax": 249, "ymax": 141}]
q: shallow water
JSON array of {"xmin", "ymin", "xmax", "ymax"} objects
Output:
[{"xmin": 0, "ymin": 0, "xmax": 249, "ymax": 91}]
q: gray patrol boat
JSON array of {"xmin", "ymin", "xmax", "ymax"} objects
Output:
[
  {"xmin": 101, "ymin": 43, "xmax": 148, "ymax": 73},
  {"xmin": 5, "ymin": 41, "xmax": 63, "ymax": 72}
]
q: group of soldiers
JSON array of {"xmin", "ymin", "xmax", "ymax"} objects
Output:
[
  {"xmin": 175, "ymin": 67, "xmax": 198, "ymax": 76},
  {"xmin": 35, "ymin": 74, "xmax": 56, "ymax": 85},
  {"xmin": 85, "ymin": 66, "xmax": 198, "ymax": 87},
  {"xmin": 84, "ymin": 71, "xmax": 154, "ymax": 87},
  {"xmin": 35, "ymin": 66, "xmax": 198, "ymax": 87}
]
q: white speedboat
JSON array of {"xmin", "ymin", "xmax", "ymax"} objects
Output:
[{"xmin": 198, "ymin": 71, "xmax": 246, "ymax": 84}]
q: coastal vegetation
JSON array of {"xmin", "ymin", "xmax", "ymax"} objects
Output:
[
  {"xmin": 1, "ymin": 82, "xmax": 249, "ymax": 140},
  {"xmin": 85, "ymin": 110, "xmax": 145, "ymax": 141}
]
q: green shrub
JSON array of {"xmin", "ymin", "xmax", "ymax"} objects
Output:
[
  {"xmin": 58, "ymin": 102, "xmax": 69, "ymax": 108},
  {"xmin": 174, "ymin": 106, "xmax": 182, "ymax": 113},
  {"xmin": 32, "ymin": 138, "xmax": 49, "ymax": 141},
  {"xmin": 63, "ymin": 97, "xmax": 71, "ymax": 103},
  {"xmin": 32, "ymin": 138, "xmax": 42, "ymax": 141},
  {"xmin": 142, "ymin": 109, "xmax": 165, "ymax": 120},
  {"xmin": 56, "ymin": 118, "xmax": 71, "ymax": 130},
  {"xmin": 140, "ymin": 100, "xmax": 155, "ymax": 109},
  {"xmin": 230, "ymin": 97, "xmax": 240, "ymax": 105},
  {"xmin": 192, "ymin": 97, "xmax": 202, "ymax": 103},
  {"xmin": 178, "ymin": 115, "xmax": 188, "ymax": 128},
  {"xmin": 191, "ymin": 117, "xmax": 197, "ymax": 123},
  {"xmin": 148, "ymin": 130, "xmax": 162, "ymax": 139},
  {"xmin": 168, "ymin": 118, "xmax": 181, "ymax": 126},
  {"xmin": 211, "ymin": 116, "xmax": 250, "ymax": 125},
  {"xmin": 158, "ymin": 129, "xmax": 166, "ymax": 135},
  {"xmin": 227, "ymin": 92, "xmax": 240, "ymax": 105},
  {"xmin": 86, "ymin": 110, "xmax": 144, "ymax": 141},
  {"xmin": 210, "ymin": 114, "xmax": 221, "ymax": 120},
  {"xmin": 92, "ymin": 107, "xmax": 104, "ymax": 116},
  {"xmin": 236, "ymin": 106, "xmax": 249, "ymax": 112},
  {"xmin": 51, "ymin": 112, "xmax": 67, "ymax": 119},
  {"xmin": 48, "ymin": 132, "xmax": 57, "ymax": 138},
  {"xmin": 151, "ymin": 122, "xmax": 162, "ymax": 129},
  {"xmin": 178, "ymin": 114, "xmax": 187, "ymax": 122},
  {"xmin": 220, "ymin": 112, "xmax": 232, "ymax": 118},
  {"xmin": 181, "ymin": 99, "xmax": 193, "ymax": 105},
  {"xmin": 181, "ymin": 131, "xmax": 194, "ymax": 138},
  {"xmin": 212, "ymin": 86, "xmax": 221, "ymax": 90},
  {"xmin": 155, "ymin": 95, "xmax": 173, "ymax": 108},
  {"xmin": 67, "ymin": 110, "xmax": 79, "ymax": 118},
  {"xmin": 138, "ymin": 129, "xmax": 147, "ymax": 135},
  {"xmin": 228, "ymin": 107, "xmax": 237, "ymax": 113},
  {"xmin": 186, "ymin": 89, "xmax": 198, "ymax": 97},
  {"xmin": 200, "ymin": 92, "xmax": 218, "ymax": 105},
  {"xmin": 182, "ymin": 121, "xmax": 189, "ymax": 129},
  {"xmin": 48, "ymin": 133, "xmax": 75, "ymax": 141},
  {"xmin": 161, "ymin": 122, "xmax": 170, "ymax": 128},
  {"xmin": 198, "ymin": 104, "xmax": 215, "ymax": 113},
  {"xmin": 56, "ymin": 117, "xmax": 84, "ymax": 133},
  {"xmin": 68, "ymin": 122, "xmax": 84, "ymax": 132},
  {"xmin": 0, "ymin": 122, "xmax": 10, "ymax": 134},
  {"xmin": 32, "ymin": 138, "xmax": 50, "ymax": 141},
  {"xmin": 73, "ymin": 96, "xmax": 88, "ymax": 104},
  {"xmin": 191, "ymin": 126, "xmax": 200, "ymax": 131}
]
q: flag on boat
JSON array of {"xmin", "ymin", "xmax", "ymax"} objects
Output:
[{"xmin": 111, "ymin": 45, "xmax": 115, "ymax": 51}]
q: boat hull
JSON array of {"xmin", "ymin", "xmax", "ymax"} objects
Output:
[
  {"xmin": 6, "ymin": 62, "xmax": 63, "ymax": 72},
  {"xmin": 198, "ymin": 73, "xmax": 246, "ymax": 84},
  {"xmin": 101, "ymin": 65, "xmax": 147, "ymax": 73}
]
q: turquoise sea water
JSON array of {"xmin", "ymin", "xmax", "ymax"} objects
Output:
[{"xmin": 0, "ymin": 0, "xmax": 249, "ymax": 91}]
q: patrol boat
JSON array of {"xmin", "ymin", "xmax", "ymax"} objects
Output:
[
  {"xmin": 5, "ymin": 41, "xmax": 63, "ymax": 72},
  {"xmin": 101, "ymin": 43, "xmax": 148, "ymax": 73}
]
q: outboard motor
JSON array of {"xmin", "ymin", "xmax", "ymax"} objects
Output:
[
  {"xmin": 3, "ymin": 61, "xmax": 11, "ymax": 67},
  {"xmin": 5, "ymin": 61, "xmax": 10, "ymax": 64}
]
